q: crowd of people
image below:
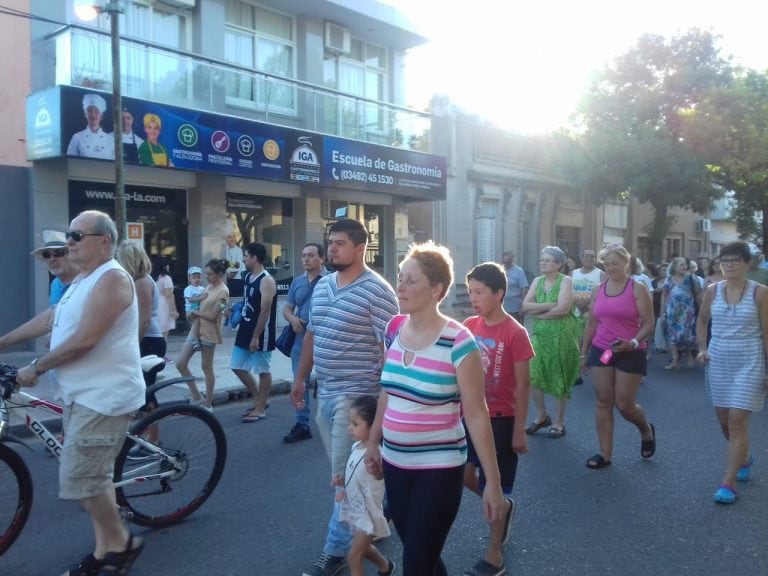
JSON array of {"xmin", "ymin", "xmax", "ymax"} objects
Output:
[{"xmin": 0, "ymin": 211, "xmax": 766, "ymax": 576}]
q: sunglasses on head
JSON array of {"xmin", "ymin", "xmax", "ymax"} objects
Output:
[
  {"xmin": 65, "ymin": 230, "xmax": 104, "ymax": 242},
  {"xmin": 42, "ymin": 249, "xmax": 68, "ymax": 259}
]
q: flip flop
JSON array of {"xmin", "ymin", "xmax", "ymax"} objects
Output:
[
  {"xmin": 664, "ymin": 363, "xmax": 679, "ymax": 370},
  {"xmin": 241, "ymin": 411, "xmax": 267, "ymax": 423},
  {"xmin": 241, "ymin": 403, "xmax": 270, "ymax": 416},
  {"xmin": 586, "ymin": 454, "xmax": 612, "ymax": 469},
  {"xmin": 500, "ymin": 497, "xmax": 516, "ymax": 545},
  {"xmin": 546, "ymin": 425, "xmax": 566, "ymax": 438},
  {"xmin": 641, "ymin": 423, "xmax": 656, "ymax": 459},
  {"xmin": 525, "ymin": 415, "xmax": 552, "ymax": 435}
]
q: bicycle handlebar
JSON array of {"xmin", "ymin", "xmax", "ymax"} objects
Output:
[{"xmin": 0, "ymin": 364, "xmax": 17, "ymax": 400}]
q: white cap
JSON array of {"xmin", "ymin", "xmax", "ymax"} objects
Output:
[
  {"xmin": 82, "ymin": 93, "xmax": 107, "ymax": 114},
  {"xmin": 188, "ymin": 266, "xmax": 203, "ymax": 275}
]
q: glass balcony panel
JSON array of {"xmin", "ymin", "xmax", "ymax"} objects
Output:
[{"xmin": 40, "ymin": 26, "xmax": 432, "ymax": 152}]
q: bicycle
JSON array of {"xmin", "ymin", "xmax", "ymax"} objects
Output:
[{"xmin": 0, "ymin": 359, "xmax": 227, "ymax": 556}]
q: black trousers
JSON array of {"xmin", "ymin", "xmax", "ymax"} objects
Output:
[{"xmin": 383, "ymin": 461, "xmax": 464, "ymax": 576}]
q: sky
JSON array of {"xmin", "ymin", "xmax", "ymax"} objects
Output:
[{"xmin": 385, "ymin": 1, "xmax": 768, "ymax": 134}]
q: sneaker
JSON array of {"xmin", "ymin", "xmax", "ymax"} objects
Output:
[
  {"xmin": 378, "ymin": 558, "xmax": 397, "ymax": 576},
  {"xmin": 284, "ymin": 424, "xmax": 312, "ymax": 443},
  {"xmin": 301, "ymin": 553, "xmax": 346, "ymax": 576}
]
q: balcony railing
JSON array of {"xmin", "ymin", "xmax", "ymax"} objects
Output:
[{"xmin": 34, "ymin": 25, "xmax": 434, "ymax": 152}]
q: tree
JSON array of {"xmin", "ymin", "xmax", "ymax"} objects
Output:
[
  {"xmin": 566, "ymin": 29, "xmax": 733, "ymax": 260},
  {"xmin": 679, "ymin": 70, "xmax": 768, "ymax": 246}
]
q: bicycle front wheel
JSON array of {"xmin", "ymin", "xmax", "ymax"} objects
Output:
[
  {"xmin": 114, "ymin": 404, "xmax": 227, "ymax": 528},
  {"xmin": 0, "ymin": 444, "xmax": 33, "ymax": 556}
]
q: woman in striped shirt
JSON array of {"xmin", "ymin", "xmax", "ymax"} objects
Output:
[{"xmin": 365, "ymin": 242, "xmax": 505, "ymax": 576}]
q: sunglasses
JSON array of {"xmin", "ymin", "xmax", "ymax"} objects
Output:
[
  {"xmin": 65, "ymin": 230, "xmax": 104, "ymax": 242},
  {"xmin": 42, "ymin": 249, "xmax": 68, "ymax": 259}
]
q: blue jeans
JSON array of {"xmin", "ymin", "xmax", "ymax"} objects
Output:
[
  {"xmin": 316, "ymin": 393, "xmax": 354, "ymax": 557},
  {"xmin": 290, "ymin": 339, "xmax": 311, "ymax": 427}
]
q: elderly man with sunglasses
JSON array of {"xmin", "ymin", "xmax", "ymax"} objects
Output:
[
  {"xmin": 0, "ymin": 210, "xmax": 146, "ymax": 575},
  {"xmin": 30, "ymin": 230, "xmax": 81, "ymax": 306}
]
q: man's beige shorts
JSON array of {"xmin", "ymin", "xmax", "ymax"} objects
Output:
[{"xmin": 59, "ymin": 403, "xmax": 133, "ymax": 500}]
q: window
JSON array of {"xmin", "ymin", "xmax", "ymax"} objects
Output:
[
  {"xmin": 224, "ymin": 0, "xmax": 296, "ymax": 113},
  {"xmin": 324, "ymin": 39, "xmax": 388, "ymax": 139},
  {"xmin": 76, "ymin": 1, "xmax": 190, "ymax": 102},
  {"xmin": 555, "ymin": 226, "xmax": 580, "ymax": 262}
]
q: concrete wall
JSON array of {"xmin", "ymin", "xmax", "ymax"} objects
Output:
[{"xmin": 0, "ymin": 166, "xmax": 31, "ymax": 343}]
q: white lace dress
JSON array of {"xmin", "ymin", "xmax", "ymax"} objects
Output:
[{"xmin": 339, "ymin": 441, "xmax": 390, "ymax": 538}]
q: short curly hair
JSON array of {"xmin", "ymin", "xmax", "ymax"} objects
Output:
[{"xmin": 401, "ymin": 241, "xmax": 454, "ymax": 301}]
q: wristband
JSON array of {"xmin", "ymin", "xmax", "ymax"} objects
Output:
[{"xmin": 630, "ymin": 339, "xmax": 639, "ymax": 350}]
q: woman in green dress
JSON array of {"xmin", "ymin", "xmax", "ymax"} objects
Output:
[{"xmin": 521, "ymin": 246, "xmax": 579, "ymax": 438}]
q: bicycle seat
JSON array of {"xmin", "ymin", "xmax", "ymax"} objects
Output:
[{"xmin": 140, "ymin": 355, "xmax": 165, "ymax": 374}]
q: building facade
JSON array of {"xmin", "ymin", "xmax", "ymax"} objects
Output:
[{"xmin": 12, "ymin": 0, "xmax": 448, "ymax": 338}]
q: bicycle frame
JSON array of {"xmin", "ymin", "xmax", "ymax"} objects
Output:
[
  {"xmin": 1, "ymin": 376, "xmax": 196, "ymax": 490},
  {"xmin": 1, "ymin": 388, "xmax": 64, "ymax": 461}
]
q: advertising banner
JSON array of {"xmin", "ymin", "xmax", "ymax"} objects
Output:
[{"xmin": 26, "ymin": 86, "xmax": 446, "ymax": 200}]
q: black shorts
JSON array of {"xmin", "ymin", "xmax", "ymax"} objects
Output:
[
  {"xmin": 587, "ymin": 344, "xmax": 646, "ymax": 375},
  {"xmin": 140, "ymin": 336, "xmax": 167, "ymax": 409},
  {"xmin": 466, "ymin": 416, "xmax": 518, "ymax": 494}
]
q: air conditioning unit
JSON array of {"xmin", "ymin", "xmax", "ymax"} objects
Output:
[
  {"xmin": 696, "ymin": 219, "xmax": 712, "ymax": 233},
  {"xmin": 325, "ymin": 22, "xmax": 351, "ymax": 54}
]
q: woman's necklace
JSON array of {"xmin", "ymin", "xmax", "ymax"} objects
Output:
[{"xmin": 724, "ymin": 280, "xmax": 747, "ymax": 306}]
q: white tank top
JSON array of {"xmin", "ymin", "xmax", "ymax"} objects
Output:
[
  {"xmin": 572, "ymin": 267, "xmax": 603, "ymax": 317},
  {"xmin": 50, "ymin": 259, "xmax": 145, "ymax": 415}
]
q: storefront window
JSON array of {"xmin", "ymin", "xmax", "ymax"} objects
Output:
[
  {"xmin": 68, "ymin": 180, "xmax": 188, "ymax": 281},
  {"xmin": 225, "ymin": 192, "xmax": 293, "ymax": 289}
]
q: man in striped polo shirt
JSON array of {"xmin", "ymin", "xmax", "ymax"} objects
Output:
[{"xmin": 292, "ymin": 219, "xmax": 398, "ymax": 576}]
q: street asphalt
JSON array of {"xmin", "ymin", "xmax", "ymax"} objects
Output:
[{"xmin": 2, "ymin": 332, "xmax": 767, "ymax": 575}]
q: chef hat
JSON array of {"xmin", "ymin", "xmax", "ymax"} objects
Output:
[{"xmin": 82, "ymin": 93, "xmax": 107, "ymax": 114}]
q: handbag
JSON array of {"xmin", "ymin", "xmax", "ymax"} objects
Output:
[
  {"xmin": 275, "ymin": 324, "xmax": 296, "ymax": 357},
  {"xmin": 275, "ymin": 274, "xmax": 321, "ymax": 357}
]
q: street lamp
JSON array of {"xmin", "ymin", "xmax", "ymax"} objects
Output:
[{"xmin": 74, "ymin": 0, "xmax": 126, "ymax": 241}]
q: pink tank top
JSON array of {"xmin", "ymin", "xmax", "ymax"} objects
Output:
[{"xmin": 592, "ymin": 278, "xmax": 646, "ymax": 350}]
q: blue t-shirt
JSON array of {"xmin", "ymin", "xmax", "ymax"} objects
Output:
[
  {"xmin": 285, "ymin": 269, "xmax": 328, "ymax": 350},
  {"xmin": 49, "ymin": 277, "xmax": 69, "ymax": 307}
]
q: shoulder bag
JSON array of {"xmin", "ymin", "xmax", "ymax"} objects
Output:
[{"xmin": 276, "ymin": 275, "xmax": 321, "ymax": 357}]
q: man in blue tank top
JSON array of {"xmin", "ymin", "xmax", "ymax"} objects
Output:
[{"xmin": 231, "ymin": 242, "xmax": 277, "ymax": 423}]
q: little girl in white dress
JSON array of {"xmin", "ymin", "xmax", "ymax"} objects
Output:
[{"xmin": 334, "ymin": 395, "xmax": 396, "ymax": 576}]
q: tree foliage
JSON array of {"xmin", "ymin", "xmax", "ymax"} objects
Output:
[
  {"xmin": 679, "ymin": 70, "xmax": 768, "ymax": 246},
  {"xmin": 563, "ymin": 29, "xmax": 733, "ymax": 260}
]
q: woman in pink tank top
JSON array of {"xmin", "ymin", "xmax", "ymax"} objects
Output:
[{"xmin": 579, "ymin": 244, "xmax": 656, "ymax": 470}]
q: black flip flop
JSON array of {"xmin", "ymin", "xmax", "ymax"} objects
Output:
[
  {"xmin": 641, "ymin": 423, "xmax": 656, "ymax": 459},
  {"xmin": 586, "ymin": 454, "xmax": 612, "ymax": 469}
]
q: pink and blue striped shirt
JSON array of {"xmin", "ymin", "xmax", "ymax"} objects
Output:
[{"xmin": 380, "ymin": 315, "xmax": 478, "ymax": 469}]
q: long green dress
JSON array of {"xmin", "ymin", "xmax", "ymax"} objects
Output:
[{"xmin": 529, "ymin": 274, "xmax": 580, "ymax": 399}]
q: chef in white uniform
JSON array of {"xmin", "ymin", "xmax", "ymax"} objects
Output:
[{"xmin": 66, "ymin": 93, "xmax": 114, "ymax": 160}]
